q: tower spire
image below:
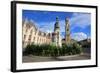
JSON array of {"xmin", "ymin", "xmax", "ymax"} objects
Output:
[
  {"xmin": 65, "ymin": 17, "xmax": 71, "ymax": 44},
  {"xmin": 52, "ymin": 17, "xmax": 62, "ymax": 47},
  {"xmin": 56, "ymin": 16, "xmax": 59, "ymax": 22},
  {"xmin": 54, "ymin": 16, "xmax": 60, "ymax": 31}
]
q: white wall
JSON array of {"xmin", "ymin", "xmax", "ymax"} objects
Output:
[{"xmin": 0, "ymin": 0, "xmax": 100, "ymax": 73}]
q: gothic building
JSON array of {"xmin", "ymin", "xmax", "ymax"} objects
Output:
[
  {"xmin": 22, "ymin": 19, "xmax": 52, "ymax": 48},
  {"xmin": 22, "ymin": 17, "xmax": 71, "ymax": 48}
]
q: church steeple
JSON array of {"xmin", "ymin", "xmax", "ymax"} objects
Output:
[
  {"xmin": 52, "ymin": 17, "xmax": 62, "ymax": 47},
  {"xmin": 54, "ymin": 16, "xmax": 60, "ymax": 30},
  {"xmin": 56, "ymin": 16, "xmax": 59, "ymax": 22},
  {"xmin": 65, "ymin": 17, "xmax": 71, "ymax": 44}
]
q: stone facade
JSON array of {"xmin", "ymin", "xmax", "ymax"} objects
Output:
[
  {"xmin": 65, "ymin": 18, "xmax": 71, "ymax": 44},
  {"xmin": 52, "ymin": 17, "xmax": 62, "ymax": 47},
  {"xmin": 22, "ymin": 19, "xmax": 52, "ymax": 48}
]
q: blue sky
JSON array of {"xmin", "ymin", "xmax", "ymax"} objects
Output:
[{"xmin": 23, "ymin": 10, "xmax": 91, "ymax": 41}]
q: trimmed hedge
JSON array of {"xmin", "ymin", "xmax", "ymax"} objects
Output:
[{"xmin": 23, "ymin": 43, "xmax": 82, "ymax": 57}]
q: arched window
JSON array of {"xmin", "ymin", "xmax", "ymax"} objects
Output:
[
  {"xmin": 28, "ymin": 35, "xmax": 31, "ymax": 41},
  {"xmin": 34, "ymin": 37, "xmax": 35, "ymax": 41},
  {"xmin": 30, "ymin": 29, "xmax": 33, "ymax": 34},
  {"xmin": 24, "ymin": 35, "xmax": 26, "ymax": 40},
  {"xmin": 25, "ymin": 28, "xmax": 28, "ymax": 33}
]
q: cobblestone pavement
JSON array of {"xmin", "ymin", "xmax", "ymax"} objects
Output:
[{"xmin": 23, "ymin": 54, "xmax": 90, "ymax": 63}]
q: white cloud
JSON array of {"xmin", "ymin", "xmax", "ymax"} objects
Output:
[
  {"xmin": 71, "ymin": 32, "xmax": 87, "ymax": 41},
  {"xmin": 37, "ymin": 20, "xmax": 65, "ymax": 33},
  {"xmin": 58, "ymin": 13, "xmax": 91, "ymax": 36},
  {"xmin": 37, "ymin": 21, "xmax": 55, "ymax": 33},
  {"xmin": 70, "ymin": 13, "xmax": 91, "ymax": 29},
  {"xmin": 30, "ymin": 13, "xmax": 91, "ymax": 39}
]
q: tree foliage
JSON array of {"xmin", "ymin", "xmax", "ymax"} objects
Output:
[{"xmin": 23, "ymin": 43, "xmax": 82, "ymax": 57}]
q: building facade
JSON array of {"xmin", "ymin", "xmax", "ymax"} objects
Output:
[{"xmin": 22, "ymin": 19, "xmax": 52, "ymax": 48}]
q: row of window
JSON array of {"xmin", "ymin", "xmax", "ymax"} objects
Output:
[
  {"xmin": 24, "ymin": 25, "xmax": 52, "ymax": 39},
  {"xmin": 23, "ymin": 34, "xmax": 51, "ymax": 44}
]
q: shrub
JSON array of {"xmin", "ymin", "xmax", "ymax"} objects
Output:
[
  {"xmin": 23, "ymin": 45, "xmax": 34, "ymax": 56},
  {"xmin": 72, "ymin": 43, "xmax": 82, "ymax": 54},
  {"xmin": 23, "ymin": 43, "xmax": 82, "ymax": 56}
]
